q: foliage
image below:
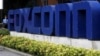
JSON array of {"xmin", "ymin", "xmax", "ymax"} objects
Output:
[
  {"xmin": 0, "ymin": 28, "xmax": 10, "ymax": 36},
  {"xmin": 0, "ymin": 36, "xmax": 100, "ymax": 56}
]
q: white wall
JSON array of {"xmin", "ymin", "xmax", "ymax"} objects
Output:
[
  {"xmin": 10, "ymin": 31, "xmax": 100, "ymax": 50},
  {"xmin": 0, "ymin": 0, "xmax": 3, "ymax": 9}
]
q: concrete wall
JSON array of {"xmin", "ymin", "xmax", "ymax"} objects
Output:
[{"xmin": 10, "ymin": 31, "xmax": 100, "ymax": 50}]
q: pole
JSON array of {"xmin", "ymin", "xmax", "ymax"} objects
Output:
[{"xmin": 1, "ymin": 10, "xmax": 2, "ymax": 23}]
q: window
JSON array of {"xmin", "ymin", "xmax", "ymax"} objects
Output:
[
  {"xmin": 58, "ymin": 0, "xmax": 80, "ymax": 3},
  {"xmin": 44, "ymin": 0, "xmax": 48, "ymax": 5},
  {"xmin": 40, "ymin": 0, "xmax": 48, "ymax": 5}
]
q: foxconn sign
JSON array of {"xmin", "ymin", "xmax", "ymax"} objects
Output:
[
  {"xmin": 0, "ymin": 0, "xmax": 3, "ymax": 9},
  {"xmin": 8, "ymin": 1, "xmax": 100, "ymax": 40}
]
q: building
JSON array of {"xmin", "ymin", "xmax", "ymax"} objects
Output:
[{"xmin": 1, "ymin": 0, "xmax": 80, "ymax": 22}]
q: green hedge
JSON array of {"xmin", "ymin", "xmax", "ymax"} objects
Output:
[
  {"xmin": 0, "ymin": 36, "xmax": 100, "ymax": 56},
  {"xmin": 0, "ymin": 28, "xmax": 10, "ymax": 36}
]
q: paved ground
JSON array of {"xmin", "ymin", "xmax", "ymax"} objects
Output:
[
  {"xmin": 0, "ymin": 50, "xmax": 22, "ymax": 56},
  {"xmin": 0, "ymin": 46, "xmax": 31, "ymax": 56}
]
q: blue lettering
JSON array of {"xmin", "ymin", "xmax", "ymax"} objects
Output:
[
  {"xmin": 55, "ymin": 3, "xmax": 72, "ymax": 37},
  {"xmin": 41, "ymin": 5, "xmax": 55, "ymax": 35},
  {"xmin": 32, "ymin": 7, "xmax": 41, "ymax": 34},
  {"xmin": 14, "ymin": 9, "xmax": 23, "ymax": 32},
  {"xmin": 22, "ymin": 8, "xmax": 33, "ymax": 33},
  {"xmin": 7, "ymin": 1, "xmax": 100, "ymax": 40},
  {"xmin": 8, "ymin": 10, "xmax": 14, "ymax": 31}
]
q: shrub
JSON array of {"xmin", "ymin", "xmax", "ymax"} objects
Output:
[
  {"xmin": 0, "ymin": 36, "xmax": 100, "ymax": 56},
  {"xmin": 0, "ymin": 28, "xmax": 10, "ymax": 36}
]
